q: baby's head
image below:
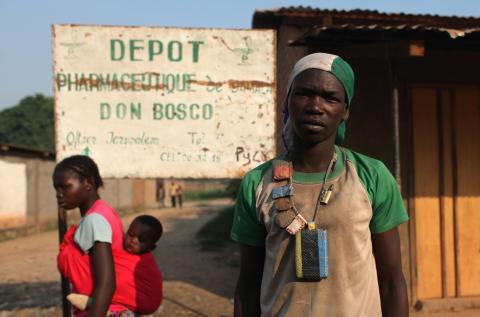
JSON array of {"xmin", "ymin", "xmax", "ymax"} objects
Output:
[{"xmin": 124, "ymin": 215, "xmax": 163, "ymax": 254}]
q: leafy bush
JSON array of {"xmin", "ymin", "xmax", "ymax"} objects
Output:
[
  {"xmin": 0, "ymin": 94, "xmax": 54, "ymax": 151},
  {"xmin": 184, "ymin": 188, "xmax": 231, "ymax": 201}
]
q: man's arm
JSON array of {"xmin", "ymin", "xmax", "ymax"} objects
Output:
[
  {"xmin": 234, "ymin": 244, "xmax": 265, "ymax": 317},
  {"xmin": 372, "ymin": 227, "xmax": 409, "ymax": 317}
]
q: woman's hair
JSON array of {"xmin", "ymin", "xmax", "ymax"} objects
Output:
[{"xmin": 54, "ymin": 155, "xmax": 104, "ymax": 188}]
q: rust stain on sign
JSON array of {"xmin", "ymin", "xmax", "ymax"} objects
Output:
[
  {"xmin": 189, "ymin": 79, "xmax": 273, "ymax": 89},
  {"xmin": 68, "ymin": 77, "xmax": 273, "ymax": 93}
]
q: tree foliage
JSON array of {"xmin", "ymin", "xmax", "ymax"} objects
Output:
[{"xmin": 0, "ymin": 94, "xmax": 54, "ymax": 151}]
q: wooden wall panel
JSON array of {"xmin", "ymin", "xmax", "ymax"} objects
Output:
[
  {"xmin": 453, "ymin": 88, "xmax": 480, "ymax": 296},
  {"xmin": 412, "ymin": 88, "xmax": 442, "ymax": 299},
  {"xmin": 440, "ymin": 89, "xmax": 456, "ymax": 297}
]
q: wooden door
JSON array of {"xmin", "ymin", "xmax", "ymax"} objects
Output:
[{"xmin": 411, "ymin": 86, "xmax": 480, "ymax": 300}]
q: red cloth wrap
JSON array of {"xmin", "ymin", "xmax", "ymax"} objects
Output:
[{"xmin": 58, "ymin": 225, "xmax": 163, "ymax": 315}]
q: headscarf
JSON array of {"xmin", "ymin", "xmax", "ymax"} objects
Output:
[{"xmin": 282, "ymin": 53, "xmax": 355, "ymax": 151}]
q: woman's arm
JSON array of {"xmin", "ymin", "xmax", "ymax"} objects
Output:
[{"xmin": 87, "ymin": 241, "xmax": 116, "ymax": 317}]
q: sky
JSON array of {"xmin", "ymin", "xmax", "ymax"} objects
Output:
[{"xmin": 1, "ymin": 0, "xmax": 480, "ymax": 110}]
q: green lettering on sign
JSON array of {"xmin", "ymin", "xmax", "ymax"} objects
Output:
[
  {"xmin": 110, "ymin": 39, "xmax": 125, "ymax": 61},
  {"xmin": 129, "ymin": 39, "xmax": 144, "ymax": 61}
]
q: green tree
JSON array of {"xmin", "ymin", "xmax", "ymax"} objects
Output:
[{"xmin": 0, "ymin": 94, "xmax": 54, "ymax": 151}]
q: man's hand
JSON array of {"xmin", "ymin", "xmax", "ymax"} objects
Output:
[
  {"xmin": 372, "ymin": 227, "xmax": 409, "ymax": 317},
  {"xmin": 234, "ymin": 244, "xmax": 265, "ymax": 317}
]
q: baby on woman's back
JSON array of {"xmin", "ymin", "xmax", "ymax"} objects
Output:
[{"xmin": 68, "ymin": 215, "xmax": 163, "ymax": 311}]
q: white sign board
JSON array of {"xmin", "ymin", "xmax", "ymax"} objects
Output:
[{"xmin": 52, "ymin": 25, "xmax": 276, "ymax": 178}]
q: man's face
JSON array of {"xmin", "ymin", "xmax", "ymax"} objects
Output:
[{"xmin": 287, "ymin": 69, "xmax": 349, "ymax": 146}]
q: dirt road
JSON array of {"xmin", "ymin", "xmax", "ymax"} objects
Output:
[
  {"xmin": 0, "ymin": 199, "xmax": 237, "ymax": 317},
  {"xmin": 0, "ymin": 199, "xmax": 478, "ymax": 317}
]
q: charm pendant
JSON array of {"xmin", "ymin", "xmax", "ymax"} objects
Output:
[
  {"xmin": 286, "ymin": 214, "xmax": 308, "ymax": 235},
  {"xmin": 272, "ymin": 184, "xmax": 294, "ymax": 199},
  {"xmin": 272, "ymin": 160, "xmax": 292, "ymax": 180}
]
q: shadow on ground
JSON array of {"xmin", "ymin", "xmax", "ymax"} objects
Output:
[
  {"xmin": 0, "ymin": 281, "xmax": 61, "ymax": 310},
  {"xmin": 152, "ymin": 200, "xmax": 240, "ymax": 300},
  {"xmin": 0, "ymin": 199, "xmax": 238, "ymax": 316}
]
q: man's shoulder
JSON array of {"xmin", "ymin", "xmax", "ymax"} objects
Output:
[
  {"xmin": 241, "ymin": 159, "xmax": 274, "ymax": 184},
  {"xmin": 342, "ymin": 147, "xmax": 388, "ymax": 176}
]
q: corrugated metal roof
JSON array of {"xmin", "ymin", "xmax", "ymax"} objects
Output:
[
  {"xmin": 256, "ymin": 6, "xmax": 480, "ymax": 22},
  {"xmin": 0, "ymin": 142, "xmax": 54, "ymax": 158},
  {"xmin": 293, "ymin": 24, "xmax": 480, "ymax": 44},
  {"xmin": 254, "ymin": 7, "xmax": 480, "ymax": 30}
]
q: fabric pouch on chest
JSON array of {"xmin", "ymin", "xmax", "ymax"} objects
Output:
[{"xmin": 295, "ymin": 226, "xmax": 328, "ymax": 281}]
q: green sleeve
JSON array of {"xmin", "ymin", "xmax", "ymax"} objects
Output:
[
  {"xmin": 370, "ymin": 161, "xmax": 409, "ymax": 233},
  {"xmin": 230, "ymin": 166, "xmax": 269, "ymax": 247}
]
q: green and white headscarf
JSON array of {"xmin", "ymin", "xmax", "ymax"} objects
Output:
[{"xmin": 282, "ymin": 53, "xmax": 355, "ymax": 151}]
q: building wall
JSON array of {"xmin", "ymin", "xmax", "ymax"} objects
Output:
[
  {"xmin": 118, "ymin": 179, "xmax": 135, "ymax": 209},
  {"xmin": 0, "ymin": 159, "xmax": 27, "ymax": 227},
  {"xmin": 33, "ymin": 159, "xmax": 58, "ymax": 225},
  {"xmin": 0, "ymin": 155, "xmax": 56, "ymax": 227},
  {"xmin": 0, "ymin": 153, "xmax": 157, "ymax": 231},
  {"xmin": 100, "ymin": 179, "xmax": 120, "ymax": 210},
  {"xmin": 396, "ymin": 52, "xmax": 480, "ymax": 307},
  {"xmin": 143, "ymin": 179, "xmax": 157, "ymax": 208},
  {"xmin": 341, "ymin": 57, "xmax": 395, "ymax": 170}
]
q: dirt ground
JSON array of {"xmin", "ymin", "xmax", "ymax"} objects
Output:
[{"xmin": 0, "ymin": 198, "xmax": 478, "ymax": 317}]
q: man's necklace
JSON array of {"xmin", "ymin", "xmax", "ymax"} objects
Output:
[
  {"xmin": 291, "ymin": 151, "xmax": 337, "ymax": 224},
  {"xmin": 273, "ymin": 149, "xmax": 338, "ymax": 235}
]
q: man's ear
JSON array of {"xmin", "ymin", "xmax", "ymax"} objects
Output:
[{"xmin": 343, "ymin": 104, "xmax": 350, "ymax": 121}]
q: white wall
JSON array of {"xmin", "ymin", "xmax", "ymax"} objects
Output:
[{"xmin": 0, "ymin": 159, "xmax": 27, "ymax": 227}]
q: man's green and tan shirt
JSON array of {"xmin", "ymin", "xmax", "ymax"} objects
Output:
[{"xmin": 231, "ymin": 146, "xmax": 409, "ymax": 317}]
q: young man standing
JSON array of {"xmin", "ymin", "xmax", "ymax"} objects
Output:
[{"xmin": 231, "ymin": 53, "xmax": 409, "ymax": 317}]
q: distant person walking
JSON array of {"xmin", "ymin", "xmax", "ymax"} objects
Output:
[
  {"xmin": 176, "ymin": 184, "xmax": 184, "ymax": 208},
  {"xmin": 169, "ymin": 181, "xmax": 177, "ymax": 208},
  {"xmin": 157, "ymin": 180, "xmax": 166, "ymax": 208}
]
